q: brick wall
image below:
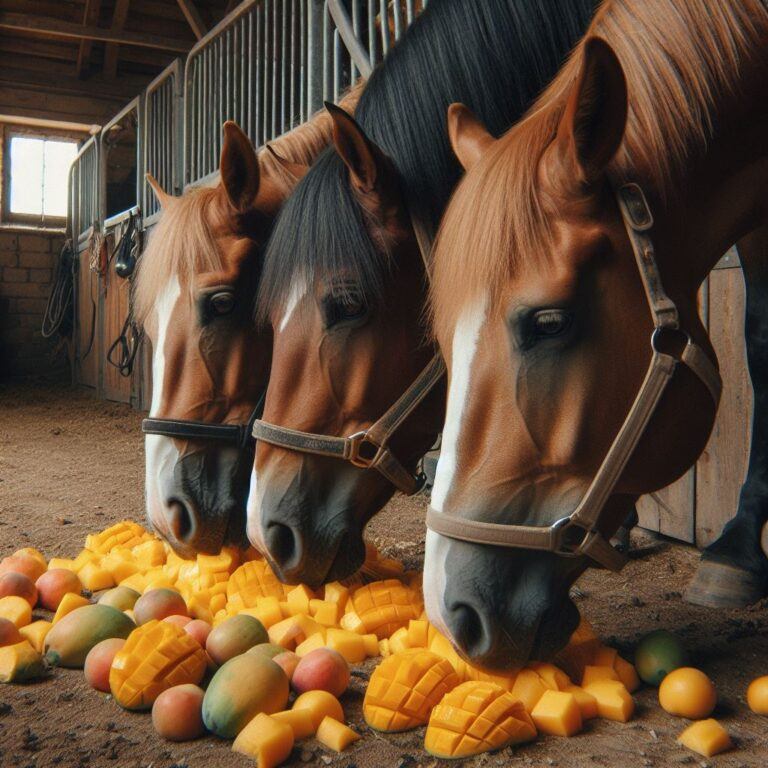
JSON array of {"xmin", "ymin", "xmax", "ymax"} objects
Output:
[{"xmin": 0, "ymin": 229, "xmax": 68, "ymax": 378}]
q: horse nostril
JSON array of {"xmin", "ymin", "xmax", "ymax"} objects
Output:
[
  {"xmin": 266, "ymin": 522, "xmax": 304, "ymax": 571},
  {"xmin": 447, "ymin": 602, "xmax": 494, "ymax": 660},
  {"xmin": 166, "ymin": 499, "xmax": 194, "ymax": 542}
]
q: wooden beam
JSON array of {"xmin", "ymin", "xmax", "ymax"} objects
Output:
[
  {"xmin": 0, "ymin": 11, "xmax": 190, "ymax": 52},
  {"xmin": 76, "ymin": 0, "xmax": 102, "ymax": 78},
  {"xmin": 0, "ymin": 65, "xmax": 150, "ymax": 101},
  {"xmin": 0, "ymin": 113, "xmax": 97, "ymax": 134},
  {"xmin": 0, "ymin": 85, "xmax": 122, "ymax": 126},
  {"xmin": 176, "ymin": 0, "xmax": 207, "ymax": 40},
  {"xmin": 103, "ymin": 0, "xmax": 132, "ymax": 78}
]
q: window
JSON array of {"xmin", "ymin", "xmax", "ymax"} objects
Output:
[{"xmin": 3, "ymin": 133, "xmax": 78, "ymax": 225}]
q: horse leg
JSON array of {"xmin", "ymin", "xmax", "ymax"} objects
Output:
[{"xmin": 686, "ymin": 226, "xmax": 768, "ymax": 608}]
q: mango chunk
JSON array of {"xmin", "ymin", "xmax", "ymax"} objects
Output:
[
  {"xmin": 286, "ymin": 585, "xmax": 314, "ymax": 616},
  {"xmin": 0, "ymin": 640, "xmax": 45, "ymax": 683},
  {"xmin": 233, "ymin": 712, "xmax": 294, "ymax": 767},
  {"xmin": 510, "ymin": 669, "xmax": 548, "ymax": 713},
  {"xmin": 53, "ymin": 592, "xmax": 90, "ymax": 624},
  {"xmin": 364, "ymin": 650, "xmax": 460, "ymax": 732},
  {"xmin": 310, "ymin": 600, "xmax": 340, "ymax": 627},
  {"xmin": 316, "ymin": 716, "xmax": 361, "ymax": 752},
  {"xmin": 614, "ymin": 656, "xmax": 641, "ymax": 693},
  {"xmin": 582, "ymin": 665, "xmax": 620, "ymax": 686},
  {"xmin": 292, "ymin": 690, "xmax": 344, "ymax": 730},
  {"xmin": 0, "ymin": 596, "xmax": 32, "ymax": 628},
  {"xmin": 47, "ymin": 558, "xmax": 77, "ymax": 572},
  {"xmin": 78, "ymin": 561, "xmax": 115, "ymax": 592},
  {"xmin": 583, "ymin": 680, "xmax": 635, "ymax": 722},
  {"xmin": 530, "ymin": 662, "xmax": 571, "ymax": 691},
  {"xmin": 388, "ymin": 627, "xmax": 410, "ymax": 654},
  {"xmin": 271, "ymin": 708, "xmax": 315, "ymax": 740},
  {"xmin": 362, "ymin": 633, "xmax": 379, "ymax": 658},
  {"xmin": 407, "ymin": 619, "xmax": 429, "ymax": 649},
  {"xmin": 565, "ymin": 685, "xmax": 598, "ymax": 720},
  {"xmin": 295, "ymin": 633, "xmax": 326, "ymax": 657},
  {"xmin": 323, "ymin": 582, "xmax": 349, "ymax": 610},
  {"xmin": 19, "ymin": 620, "xmax": 52, "ymax": 653},
  {"xmin": 425, "ymin": 681, "xmax": 537, "ymax": 759},
  {"xmin": 531, "ymin": 690, "xmax": 582, "ymax": 737},
  {"xmin": 325, "ymin": 628, "xmax": 366, "ymax": 664},
  {"xmin": 678, "ymin": 718, "xmax": 732, "ymax": 757}
]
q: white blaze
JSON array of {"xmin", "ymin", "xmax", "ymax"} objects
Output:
[{"xmin": 145, "ymin": 277, "xmax": 182, "ymax": 526}]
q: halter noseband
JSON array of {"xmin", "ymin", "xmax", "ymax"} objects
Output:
[
  {"xmin": 426, "ymin": 183, "xmax": 722, "ymax": 572},
  {"xmin": 141, "ymin": 392, "xmax": 265, "ymax": 451}
]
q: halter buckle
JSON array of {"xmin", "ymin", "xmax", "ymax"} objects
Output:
[
  {"xmin": 346, "ymin": 431, "xmax": 382, "ymax": 468},
  {"xmin": 551, "ymin": 516, "xmax": 595, "ymax": 558}
]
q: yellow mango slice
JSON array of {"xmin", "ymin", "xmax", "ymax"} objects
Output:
[
  {"xmin": 582, "ymin": 665, "xmax": 620, "ymax": 686},
  {"xmin": 19, "ymin": 620, "xmax": 52, "ymax": 653},
  {"xmin": 565, "ymin": 685, "xmax": 598, "ymax": 720},
  {"xmin": 510, "ymin": 669, "xmax": 548, "ymax": 713},
  {"xmin": 388, "ymin": 627, "xmax": 410, "ymax": 655},
  {"xmin": 85, "ymin": 521, "xmax": 148, "ymax": 554},
  {"xmin": 583, "ymin": 680, "xmax": 635, "ymax": 722},
  {"xmin": 52, "ymin": 592, "xmax": 90, "ymax": 624},
  {"xmin": 0, "ymin": 640, "xmax": 45, "ymax": 683},
  {"xmin": 407, "ymin": 619, "xmax": 429, "ymax": 649},
  {"xmin": 348, "ymin": 579, "xmax": 423, "ymax": 639},
  {"xmin": 237, "ymin": 597, "xmax": 284, "ymax": 629},
  {"xmin": 325, "ymin": 629, "xmax": 367, "ymax": 664},
  {"xmin": 47, "ymin": 558, "xmax": 77, "ymax": 572},
  {"xmin": 323, "ymin": 582, "xmax": 349, "ymax": 610},
  {"xmin": 614, "ymin": 656, "xmax": 641, "ymax": 693},
  {"xmin": 118, "ymin": 573, "xmax": 148, "ymax": 594},
  {"xmin": 316, "ymin": 716, "xmax": 361, "ymax": 752},
  {"xmin": 292, "ymin": 690, "xmax": 344, "ymax": 730},
  {"xmin": 425, "ymin": 681, "xmax": 537, "ymax": 759},
  {"xmin": 271, "ymin": 708, "xmax": 315, "ymax": 740},
  {"xmin": 233, "ymin": 713, "xmax": 294, "ymax": 767},
  {"xmin": 678, "ymin": 719, "xmax": 732, "ymax": 757},
  {"xmin": 310, "ymin": 600, "xmax": 340, "ymax": 627},
  {"xmin": 364, "ymin": 649, "xmax": 460, "ymax": 732},
  {"xmin": 363, "ymin": 634, "xmax": 379, "ymax": 657},
  {"xmin": 286, "ymin": 585, "xmax": 314, "ymax": 616},
  {"xmin": 226, "ymin": 561, "xmax": 286, "ymax": 609},
  {"xmin": 530, "ymin": 662, "xmax": 571, "ymax": 691},
  {"xmin": 531, "ymin": 690, "xmax": 582, "ymax": 736},
  {"xmin": 296, "ymin": 633, "xmax": 326, "ymax": 657},
  {"xmin": 0, "ymin": 596, "xmax": 32, "ymax": 628},
  {"xmin": 78, "ymin": 561, "xmax": 115, "ymax": 592}
]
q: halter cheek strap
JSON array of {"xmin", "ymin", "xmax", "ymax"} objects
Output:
[{"xmin": 426, "ymin": 183, "xmax": 722, "ymax": 572}]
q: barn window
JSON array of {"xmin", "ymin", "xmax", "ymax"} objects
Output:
[{"xmin": 3, "ymin": 132, "xmax": 78, "ymax": 226}]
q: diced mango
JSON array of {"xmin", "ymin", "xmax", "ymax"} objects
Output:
[
  {"xmin": 363, "ymin": 634, "xmax": 379, "ymax": 657},
  {"xmin": 268, "ymin": 616, "xmax": 306, "ymax": 651},
  {"xmin": 47, "ymin": 558, "xmax": 77, "ymax": 573},
  {"xmin": 118, "ymin": 573, "xmax": 148, "ymax": 594},
  {"xmin": 583, "ymin": 680, "xmax": 635, "ymax": 722},
  {"xmin": 19, "ymin": 620, "xmax": 52, "ymax": 653},
  {"xmin": 296, "ymin": 633, "xmax": 327, "ymax": 657},
  {"xmin": 233, "ymin": 713, "xmax": 294, "ymax": 767},
  {"xmin": 271, "ymin": 708, "xmax": 314, "ymax": 740},
  {"xmin": 323, "ymin": 582, "xmax": 349, "ymax": 610},
  {"xmin": 325, "ymin": 628, "xmax": 366, "ymax": 664},
  {"xmin": 530, "ymin": 662, "xmax": 571, "ymax": 691},
  {"xmin": 340, "ymin": 611, "xmax": 366, "ymax": 634},
  {"xmin": 316, "ymin": 716, "xmax": 360, "ymax": 752},
  {"xmin": 510, "ymin": 669, "xmax": 548, "ymax": 713},
  {"xmin": 581, "ymin": 665, "xmax": 620, "ymax": 686},
  {"xmin": 310, "ymin": 600, "xmax": 340, "ymax": 627},
  {"xmin": 565, "ymin": 685, "xmax": 598, "ymax": 720},
  {"xmin": 0, "ymin": 596, "xmax": 32, "ymax": 628},
  {"xmin": 530, "ymin": 690, "xmax": 582, "ymax": 737},
  {"xmin": 678, "ymin": 718, "xmax": 732, "ymax": 757},
  {"xmin": 77, "ymin": 561, "xmax": 115, "ymax": 592},
  {"xmin": 0, "ymin": 640, "xmax": 46, "ymax": 683},
  {"xmin": 286, "ymin": 585, "xmax": 314, "ymax": 616},
  {"xmin": 292, "ymin": 690, "xmax": 344, "ymax": 730},
  {"xmin": 53, "ymin": 592, "xmax": 90, "ymax": 624},
  {"xmin": 614, "ymin": 656, "xmax": 641, "ymax": 693},
  {"xmin": 388, "ymin": 627, "xmax": 410, "ymax": 655},
  {"xmin": 406, "ymin": 619, "xmax": 429, "ymax": 649},
  {"xmin": 379, "ymin": 639, "xmax": 390, "ymax": 657}
]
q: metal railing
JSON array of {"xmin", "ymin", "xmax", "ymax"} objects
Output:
[
  {"xmin": 70, "ymin": 137, "xmax": 100, "ymax": 245},
  {"xmin": 143, "ymin": 60, "xmax": 183, "ymax": 225}
]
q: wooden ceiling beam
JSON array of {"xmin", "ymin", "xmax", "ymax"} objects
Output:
[
  {"xmin": 0, "ymin": 11, "xmax": 190, "ymax": 52},
  {"xmin": 103, "ymin": 0, "xmax": 132, "ymax": 78},
  {"xmin": 176, "ymin": 0, "xmax": 208, "ymax": 40},
  {"xmin": 0, "ymin": 65, "xmax": 150, "ymax": 101},
  {"xmin": 76, "ymin": 0, "xmax": 102, "ymax": 78}
]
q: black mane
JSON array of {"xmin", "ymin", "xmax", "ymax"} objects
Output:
[{"xmin": 258, "ymin": 0, "xmax": 597, "ymax": 317}]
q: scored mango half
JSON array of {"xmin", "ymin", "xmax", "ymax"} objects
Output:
[
  {"xmin": 226, "ymin": 561, "xmax": 287, "ymax": 609},
  {"xmin": 425, "ymin": 681, "xmax": 537, "ymax": 759},
  {"xmin": 343, "ymin": 579, "xmax": 424, "ymax": 639},
  {"xmin": 109, "ymin": 620, "xmax": 207, "ymax": 710},
  {"xmin": 364, "ymin": 649, "xmax": 460, "ymax": 732}
]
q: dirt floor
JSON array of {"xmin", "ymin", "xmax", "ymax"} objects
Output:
[{"xmin": 0, "ymin": 381, "xmax": 766, "ymax": 768}]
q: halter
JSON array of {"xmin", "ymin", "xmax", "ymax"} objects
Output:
[
  {"xmin": 250, "ymin": 216, "xmax": 446, "ymax": 496},
  {"xmin": 426, "ymin": 183, "xmax": 722, "ymax": 572},
  {"xmin": 142, "ymin": 392, "xmax": 265, "ymax": 451}
]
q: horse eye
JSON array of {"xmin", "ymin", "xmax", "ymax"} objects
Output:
[
  {"xmin": 324, "ymin": 292, "xmax": 367, "ymax": 327},
  {"xmin": 532, "ymin": 309, "xmax": 572, "ymax": 337},
  {"xmin": 209, "ymin": 291, "xmax": 236, "ymax": 316}
]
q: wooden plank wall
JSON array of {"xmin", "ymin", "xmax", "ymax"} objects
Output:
[
  {"xmin": 638, "ymin": 249, "xmax": 753, "ymax": 548},
  {"xmin": 75, "ymin": 243, "xmax": 99, "ymax": 388}
]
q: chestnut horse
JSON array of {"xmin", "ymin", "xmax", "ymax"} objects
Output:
[
  {"xmin": 134, "ymin": 96, "xmax": 360, "ymax": 557},
  {"xmin": 425, "ymin": 0, "xmax": 768, "ymax": 668},
  {"xmin": 248, "ymin": 0, "xmax": 598, "ymax": 586}
]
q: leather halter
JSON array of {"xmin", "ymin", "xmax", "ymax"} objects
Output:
[
  {"xmin": 250, "ymin": 215, "xmax": 446, "ymax": 496},
  {"xmin": 426, "ymin": 183, "xmax": 722, "ymax": 572},
  {"xmin": 142, "ymin": 392, "xmax": 265, "ymax": 451}
]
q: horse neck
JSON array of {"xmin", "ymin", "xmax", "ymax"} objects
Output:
[{"xmin": 648, "ymin": 60, "xmax": 768, "ymax": 295}]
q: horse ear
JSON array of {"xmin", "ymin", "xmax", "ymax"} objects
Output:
[
  {"xmin": 447, "ymin": 103, "xmax": 496, "ymax": 171},
  {"xmin": 325, "ymin": 101, "xmax": 382, "ymax": 194},
  {"xmin": 557, "ymin": 37, "xmax": 627, "ymax": 185},
  {"xmin": 266, "ymin": 144, "xmax": 310, "ymax": 183},
  {"xmin": 220, "ymin": 121, "xmax": 261, "ymax": 212},
  {"xmin": 145, "ymin": 173, "xmax": 173, "ymax": 207}
]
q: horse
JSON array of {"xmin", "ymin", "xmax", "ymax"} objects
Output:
[
  {"xmin": 133, "ymin": 91, "xmax": 361, "ymax": 558},
  {"xmin": 247, "ymin": 0, "xmax": 599, "ymax": 587},
  {"xmin": 425, "ymin": 0, "xmax": 768, "ymax": 669}
]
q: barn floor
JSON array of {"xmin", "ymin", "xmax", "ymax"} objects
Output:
[{"xmin": 0, "ymin": 382, "xmax": 767, "ymax": 768}]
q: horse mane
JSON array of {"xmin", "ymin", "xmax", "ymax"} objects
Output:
[
  {"xmin": 257, "ymin": 0, "xmax": 597, "ymax": 321},
  {"xmin": 431, "ymin": 0, "xmax": 768, "ymax": 339},
  {"xmin": 133, "ymin": 80, "xmax": 364, "ymax": 323}
]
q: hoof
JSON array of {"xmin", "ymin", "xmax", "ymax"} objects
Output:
[{"xmin": 684, "ymin": 559, "xmax": 766, "ymax": 609}]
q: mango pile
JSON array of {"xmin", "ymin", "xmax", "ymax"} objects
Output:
[{"xmin": 0, "ymin": 521, "xmax": 764, "ymax": 765}]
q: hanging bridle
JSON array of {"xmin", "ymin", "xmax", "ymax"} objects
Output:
[
  {"xmin": 250, "ymin": 216, "xmax": 446, "ymax": 496},
  {"xmin": 142, "ymin": 392, "xmax": 265, "ymax": 450},
  {"xmin": 426, "ymin": 183, "xmax": 722, "ymax": 572}
]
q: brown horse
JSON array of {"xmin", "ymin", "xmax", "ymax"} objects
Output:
[
  {"xmin": 133, "ymin": 95, "xmax": 360, "ymax": 558},
  {"xmin": 425, "ymin": 0, "xmax": 768, "ymax": 668}
]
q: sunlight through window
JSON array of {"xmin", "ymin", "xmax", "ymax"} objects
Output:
[{"xmin": 9, "ymin": 136, "xmax": 78, "ymax": 219}]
